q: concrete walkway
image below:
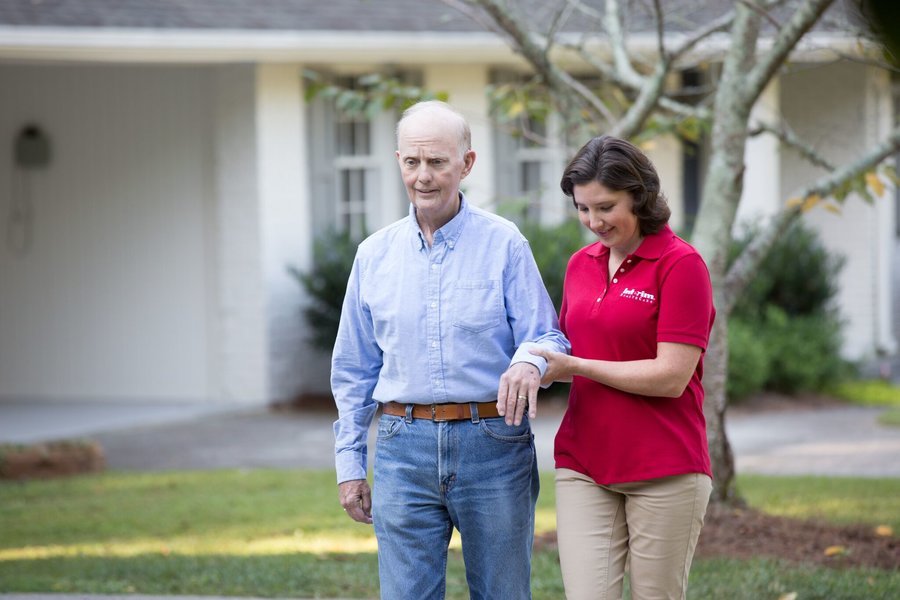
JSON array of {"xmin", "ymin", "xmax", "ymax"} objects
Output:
[{"xmin": 2, "ymin": 396, "xmax": 900, "ymax": 476}]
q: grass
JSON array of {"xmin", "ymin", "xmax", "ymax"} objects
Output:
[
  {"xmin": 736, "ymin": 474, "xmax": 900, "ymax": 531},
  {"xmin": 828, "ymin": 378, "xmax": 900, "ymax": 427},
  {"xmin": 828, "ymin": 379, "xmax": 900, "ymax": 407},
  {"xmin": 1, "ymin": 470, "xmax": 898, "ymax": 599}
]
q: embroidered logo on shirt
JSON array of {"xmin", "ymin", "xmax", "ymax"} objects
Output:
[{"xmin": 620, "ymin": 288, "xmax": 656, "ymax": 303}]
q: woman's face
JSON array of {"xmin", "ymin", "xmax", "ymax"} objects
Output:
[{"xmin": 573, "ymin": 180, "xmax": 642, "ymax": 256}]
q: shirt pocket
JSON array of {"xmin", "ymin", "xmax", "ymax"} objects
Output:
[{"xmin": 452, "ymin": 279, "xmax": 502, "ymax": 333}]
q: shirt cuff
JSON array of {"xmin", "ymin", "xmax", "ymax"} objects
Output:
[
  {"xmin": 335, "ymin": 449, "xmax": 367, "ymax": 484},
  {"xmin": 511, "ymin": 342, "xmax": 548, "ymax": 378}
]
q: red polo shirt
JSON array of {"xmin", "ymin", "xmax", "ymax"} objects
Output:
[{"xmin": 554, "ymin": 224, "xmax": 715, "ymax": 484}]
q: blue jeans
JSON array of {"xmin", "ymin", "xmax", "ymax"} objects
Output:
[{"xmin": 372, "ymin": 404, "xmax": 539, "ymax": 600}]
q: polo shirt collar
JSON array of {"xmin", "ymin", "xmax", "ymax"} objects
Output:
[
  {"xmin": 584, "ymin": 224, "xmax": 674, "ymax": 260},
  {"xmin": 409, "ymin": 193, "xmax": 469, "ymax": 251}
]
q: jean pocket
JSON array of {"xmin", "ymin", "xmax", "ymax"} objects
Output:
[
  {"xmin": 377, "ymin": 415, "xmax": 405, "ymax": 441},
  {"xmin": 452, "ymin": 279, "xmax": 502, "ymax": 333},
  {"xmin": 478, "ymin": 417, "xmax": 532, "ymax": 443}
]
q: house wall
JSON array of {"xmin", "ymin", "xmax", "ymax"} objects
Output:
[
  {"xmin": 423, "ymin": 64, "xmax": 495, "ymax": 207},
  {"xmin": 780, "ymin": 61, "xmax": 896, "ymax": 361},
  {"xmin": 255, "ymin": 64, "xmax": 329, "ymax": 399},
  {"xmin": 0, "ymin": 64, "xmax": 215, "ymax": 400},
  {"xmin": 738, "ymin": 81, "xmax": 782, "ymax": 225},
  {"xmin": 210, "ymin": 65, "xmax": 269, "ymax": 403}
]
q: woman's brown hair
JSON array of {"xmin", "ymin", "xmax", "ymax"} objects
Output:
[{"xmin": 560, "ymin": 136, "xmax": 671, "ymax": 235}]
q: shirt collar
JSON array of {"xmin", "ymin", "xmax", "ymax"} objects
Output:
[
  {"xmin": 409, "ymin": 193, "xmax": 469, "ymax": 251},
  {"xmin": 585, "ymin": 223, "xmax": 674, "ymax": 260}
]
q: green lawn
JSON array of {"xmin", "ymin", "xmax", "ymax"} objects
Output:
[{"xmin": 1, "ymin": 469, "xmax": 898, "ymax": 599}]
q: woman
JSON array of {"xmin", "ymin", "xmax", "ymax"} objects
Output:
[{"xmin": 530, "ymin": 136, "xmax": 715, "ymax": 600}]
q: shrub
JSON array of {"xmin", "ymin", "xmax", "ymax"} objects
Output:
[
  {"xmin": 517, "ymin": 218, "xmax": 586, "ymax": 311},
  {"xmin": 760, "ymin": 306, "xmax": 850, "ymax": 394},
  {"xmin": 289, "ymin": 230, "xmax": 360, "ymax": 351},
  {"xmin": 731, "ymin": 220, "xmax": 844, "ymax": 319},
  {"xmin": 727, "ymin": 220, "xmax": 850, "ymax": 399},
  {"xmin": 726, "ymin": 317, "xmax": 770, "ymax": 401}
]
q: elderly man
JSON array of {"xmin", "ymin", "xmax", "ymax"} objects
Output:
[{"xmin": 331, "ymin": 100, "xmax": 569, "ymax": 600}]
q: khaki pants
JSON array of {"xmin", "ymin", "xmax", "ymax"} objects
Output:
[{"xmin": 555, "ymin": 468, "xmax": 712, "ymax": 600}]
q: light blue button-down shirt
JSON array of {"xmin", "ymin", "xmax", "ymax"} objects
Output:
[{"xmin": 331, "ymin": 195, "xmax": 570, "ymax": 483}]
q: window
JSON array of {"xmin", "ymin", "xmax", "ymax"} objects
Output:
[
  {"xmin": 306, "ymin": 74, "xmax": 404, "ymax": 239},
  {"xmin": 491, "ymin": 71, "xmax": 568, "ymax": 226}
]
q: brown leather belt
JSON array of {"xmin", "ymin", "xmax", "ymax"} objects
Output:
[{"xmin": 382, "ymin": 401, "xmax": 501, "ymax": 421}]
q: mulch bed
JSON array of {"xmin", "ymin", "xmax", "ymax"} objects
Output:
[
  {"xmin": 696, "ymin": 502, "xmax": 899, "ymax": 570},
  {"xmin": 535, "ymin": 502, "xmax": 899, "ymax": 570},
  {"xmin": 0, "ymin": 440, "xmax": 105, "ymax": 480}
]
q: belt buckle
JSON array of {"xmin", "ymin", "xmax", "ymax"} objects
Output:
[{"xmin": 431, "ymin": 404, "xmax": 442, "ymax": 422}]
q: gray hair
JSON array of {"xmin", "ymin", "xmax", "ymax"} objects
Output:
[{"xmin": 396, "ymin": 100, "xmax": 471, "ymax": 159}]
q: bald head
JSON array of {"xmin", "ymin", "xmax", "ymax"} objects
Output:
[{"xmin": 396, "ymin": 101, "xmax": 471, "ymax": 160}]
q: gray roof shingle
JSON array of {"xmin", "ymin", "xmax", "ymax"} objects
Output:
[
  {"xmin": 0, "ymin": 0, "xmax": 851, "ymax": 36},
  {"xmin": 0, "ymin": 0, "xmax": 484, "ymax": 31}
]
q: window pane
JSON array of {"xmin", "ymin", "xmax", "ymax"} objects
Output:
[
  {"xmin": 336, "ymin": 119, "xmax": 371, "ymax": 156},
  {"xmin": 520, "ymin": 161, "xmax": 542, "ymax": 220}
]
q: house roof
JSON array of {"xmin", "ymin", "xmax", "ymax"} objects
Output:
[
  {"xmin": 0, "ymin": 0, "xmax": 740, "ymax": 33},
  {"xmin": 0, "ymin": 0, "xmax": 860, "ymax": 65},
  {"xmin": 0, "ymin": 0, "xmax": 483, "ymax": 32}
]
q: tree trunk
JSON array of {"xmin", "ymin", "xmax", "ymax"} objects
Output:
[{"xmin": 703, "ymin": 312, "xmax": 736, "ymax": 502}]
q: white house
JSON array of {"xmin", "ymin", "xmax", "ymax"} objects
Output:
[{"xmin": 0, "ymin": 0, "xmax": 896, "ymax": 407}]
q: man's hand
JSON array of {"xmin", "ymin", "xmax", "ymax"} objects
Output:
[
  {"xmin": 338, "ymin": 479, "xmax": 373, "ymax": 524},
  {"xmin": 497, "ymin": 362, "xmax": 541, "ymax": 425}
]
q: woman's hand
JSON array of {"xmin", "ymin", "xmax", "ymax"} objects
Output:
[{"xmin": 529, "ymin": 347, "xmax": 576, "ymax": 385}]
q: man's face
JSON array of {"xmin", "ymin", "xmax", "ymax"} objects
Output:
[{"xmin": 396, "ymin": 115, "xmax": 474, "ymax": 224}]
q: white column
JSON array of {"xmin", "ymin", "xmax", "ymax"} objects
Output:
[
  {"xmin": 423, "ymin": 65, "xmax": 494, "ymax": 207},
  {"xmin": 736, "ymin": 80, "xmax": 781, "ymax": 227},
  {"xmin": 211, "ymin": 65, "xmax": 268, "ymax": 404},
  {"xmin": 643, "ymin": 135, "xmax": 684, "ymax": 231},
  {"xmin": 255, "ymin": 64, "xmax": 330, "ymax": 400},
  {"xmin": 865, "ymin": 66, "xmax": 897, "ymax": 356}
]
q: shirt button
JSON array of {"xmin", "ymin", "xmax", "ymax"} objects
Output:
[
  {"xmin": 627, "ymin": 259, "xmax": 633, "ymax": 263},
  {"xmin": 431, "ymin": 341, "xmax": 438, "ymax": 348},
  {"xmin": 431, "ymin": 302, "xmax": 437, "ymax": 308},
  {"xmin": 619, "ymin": 268, "xmax": 625, "ymax": 273},
  {"xmin": 433, "ymin": 379, "xmax": 440, "ymax": 386},
  {"xmin": 431, "ymin": 264, "xmax": 437, "ymax": 270},
  {"xmin": 612, "ymin": 278, "xmax": 618, "ymax": 283}
]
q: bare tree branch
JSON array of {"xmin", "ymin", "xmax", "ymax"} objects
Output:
[
  {"xmin": 821, "ymin": 47, "xmax": 900, "ymax": 74},
  {"xmin": 454, "ymin": 0, "xmax": 617, "ymax": 124},
  {"xmin": 565, "ymin": 0, "xmax": 603, "ymax": 20},
  {"xmin": 737, "ymin": 0, "xmax": 782, "ymax": 29},
  {"xmin": 567, "ymin": 43, "xmax": 712, "ymax": 121},
  {"xmin": 437, "ymin": 0, "xmax": 500, "ymax": 35},
  {"xmin": 605, "ymin": 0, "xmax": 643, "ymax": 86},
  {"xmin": 610, "ymin": 62, "xmax": 671, "ymax": 139},
  {"xmin": 749, "ymin": 121, "xmax": 836, "ymax": 171},
  {"xmin": 743, "ymin": 0, "xmax": 835, "ymax": 105},
  {"xmin": 669, "ymin": 10, "xmax": 735, "ymax": 62},
  {"xmin": 546, "ymin": 2, "xmax": 577, "ymax": 54},
  {"xmin": 652, "ymin": 0, "xmax": 667, "ymax": 61},
  {"xmin": 723, "ymin": 125, "xmax": 900, "ymax": 312}
]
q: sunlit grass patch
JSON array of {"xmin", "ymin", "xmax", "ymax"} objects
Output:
[
  {"xmin": 877, "ymin": 407, "xmax": 900, "ymax": 427},
  {"xmin": 829, "ymin": 379, "xmax": 900, "ymax": 407},
  {"xmin": 736, "ymin": 474, "xmax": 900, "ymax": 531}
]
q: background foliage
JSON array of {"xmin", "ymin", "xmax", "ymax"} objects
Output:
[
  {"xmin": 726, "ymin": 220, "xmax": 852, "ymax": 400},
  {"xmin": 288, "ymin": 230, "xmax": 360, "ymax": 351}
]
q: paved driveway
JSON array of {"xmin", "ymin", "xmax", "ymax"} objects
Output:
[{"xmin": 2, "ymin": 397, "xmax": 899, "ymax": 477}]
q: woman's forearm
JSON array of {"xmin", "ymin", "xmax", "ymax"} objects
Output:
[{"xmin": 570, "ymin": 343, "xmax": 701, "ymax": 398}]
